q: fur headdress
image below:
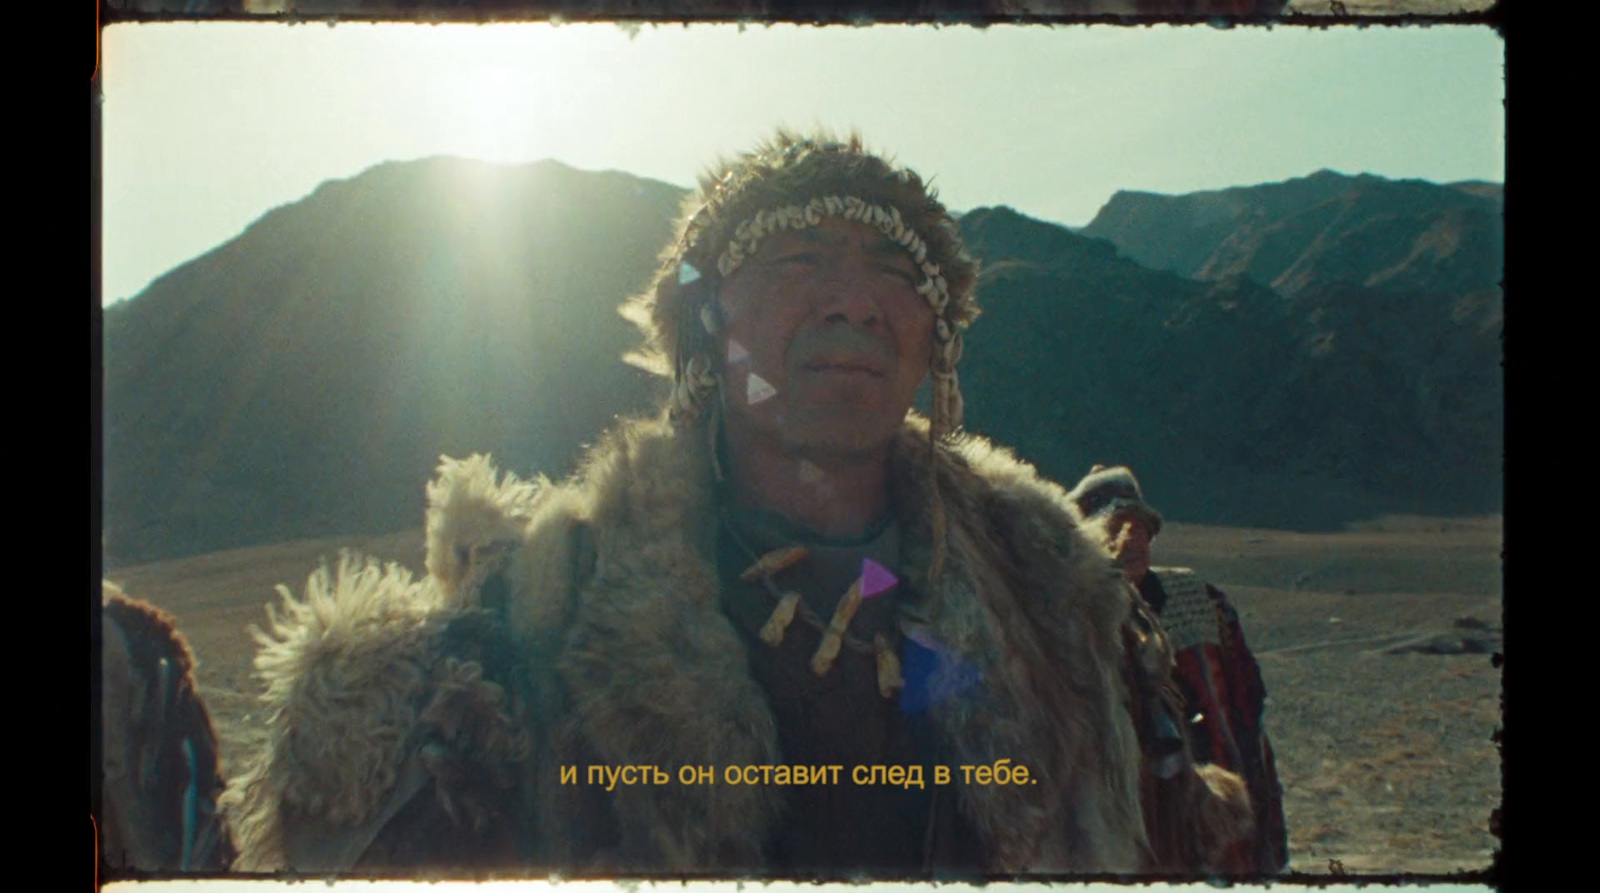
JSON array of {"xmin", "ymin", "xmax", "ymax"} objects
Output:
[
  {"xmin": 619, "ymin": 128, "xmax": 981, "ymax": 440},
  {"xmin": 1066, "ymin": 464, "xmax": 1164, "ymax": 537}
]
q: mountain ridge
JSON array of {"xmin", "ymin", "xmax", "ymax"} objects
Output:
[
  {"xmin": 1082, "ymin": 169, "xmax": 1503, "ymax": 297},
  {"xmin": 102, "ymin": 160, "xmax": 1501, "ymax": 565}
]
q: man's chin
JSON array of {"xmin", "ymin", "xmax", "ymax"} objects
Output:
[
  {"xmin": 782, "ymin": 408, "xmax": 904, "ymax": 458},
  {"xmin": 1113, "ymin": 552, "xmax": 1150, "ymax": 573}
]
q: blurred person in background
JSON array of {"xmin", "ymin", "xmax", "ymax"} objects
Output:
[
  {"xmin": 99, "ymin": 582, "xmax": 234, "ymax": 873},
  {"xmin": 1069, "ymin": 464, "xmax": 1288, "ymax": 873}
]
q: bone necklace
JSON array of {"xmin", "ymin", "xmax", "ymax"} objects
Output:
[{"xmin": 720, "ymin": 513, "xmax": 905, "ymax": 699}]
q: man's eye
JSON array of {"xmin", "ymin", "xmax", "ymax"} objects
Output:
[
  {"xmin": 879, "ymin": 265, "xmax": 918, "ymax": 284},
  {"xmin": 772, "ymin": 252, "xmax": 820, "ymax": 266}
]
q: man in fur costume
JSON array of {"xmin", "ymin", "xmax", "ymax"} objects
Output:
[
  {"xmin": 223, "ymin": 131, "xmax": 1253, "ymax": 878},
  {"xmin": 1067, "ymin": 465, "xmax": 1288, "ymax": 873}
]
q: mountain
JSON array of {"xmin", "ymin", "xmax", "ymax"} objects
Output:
[
  {"xmin": 1082, "ymin": 169, "xmax": 1503, "ymax": 299},
  {"xmin": 955, "ymin": 206, "xmax": 1500, "ymax": 529},
  {"xmin": 953, "ymin": 207, "xmax": 1315, "ymax": 527},
  {"xmin": 1078, "ymin": 169, "xmax": 1503, "ymax": 515},
  {"xmin": 102, "ymin": 161, "xmax": 1502, "ymax": 566},
  {"xmin": 103, "ymin": 158, "xmax": 681, "ymax": 565}
]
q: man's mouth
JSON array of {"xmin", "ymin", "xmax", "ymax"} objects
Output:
[{"xmin": 803, "ymin": 357, "xmax": 887, "ymax": 378}]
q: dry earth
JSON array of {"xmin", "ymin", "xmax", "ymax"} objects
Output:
[{"xmin": 102, "ymin": 515, "xmax": 1502, "ymax": 878}]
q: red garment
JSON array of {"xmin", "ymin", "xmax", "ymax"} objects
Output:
[{"xmin": 1140, "ymin": 568, "xmax": 1288, "ymax": 874}]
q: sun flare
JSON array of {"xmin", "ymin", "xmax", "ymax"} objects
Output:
[
  {"xmin": 414, "ymin": 24, "xmax": 592, "ymax": 164},
  {"xmin": 434, "ymin": 63, "xmax": 528, "ymax": 162}
]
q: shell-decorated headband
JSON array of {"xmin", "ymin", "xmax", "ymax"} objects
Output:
[{"xmin": 620, "ymin": 131, "xmax": 980, "ymax": 440}]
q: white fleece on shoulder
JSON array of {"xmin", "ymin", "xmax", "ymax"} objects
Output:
[{"xmin": 425, "ymin": 454, "xmax": 550, "ymax": 603}]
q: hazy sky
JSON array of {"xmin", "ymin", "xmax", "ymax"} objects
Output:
[{"xmin": 99, "ymin": 21, "xmax": 1503, "ymax": 306}]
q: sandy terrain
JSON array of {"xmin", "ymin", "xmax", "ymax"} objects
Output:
[{"xmin": 102, "ymin": 514, "xmax": 1502, "ymax": 877}]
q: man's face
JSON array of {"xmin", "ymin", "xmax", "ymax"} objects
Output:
[
  {"xmin": 1103, "ymin": 512, "xmax": 1154, "ymax": 584},
  {"xmin": 715, "ymin": 216, "xmax": 935, "ymax": 459}
]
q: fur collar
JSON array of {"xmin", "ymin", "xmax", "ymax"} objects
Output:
[{"xmin": 509, "ymin": 411, "xmax": 1148, "ymax": 872}]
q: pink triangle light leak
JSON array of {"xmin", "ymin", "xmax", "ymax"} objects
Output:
[{"xmin": 859, "ymin": 558, "xmax": 898, "ymax": 599}]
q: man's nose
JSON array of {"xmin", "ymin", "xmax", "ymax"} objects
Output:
[
  {"xmin": 815, "ymin": 259, "xmax": 884, "ymax": 327},
  {"xmin": 1109, "ymin": 519, "xmax": 1131, "ymax": 547},
  {"xmin": 1126, "ymin": 523, "xmax": 1150, "ymax": 548},
  {"xmin": 1110, "ymin": 517, "xmax": 1143, "ymax": 548}
]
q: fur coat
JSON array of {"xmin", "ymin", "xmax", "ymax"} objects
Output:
[{"xmin": 222, "ymin": 412, "xmax": 1249, "ymax": 876}]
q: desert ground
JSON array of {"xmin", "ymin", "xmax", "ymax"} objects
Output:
[{"xmin": 102, "ymin": 514, "xmax": 1502, "ymax": 877}]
